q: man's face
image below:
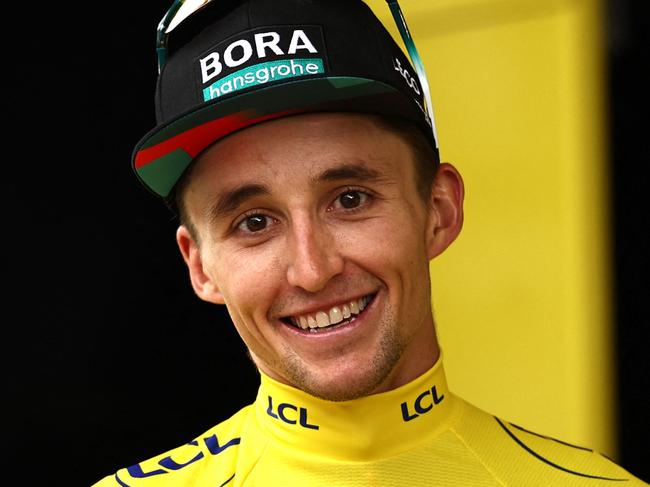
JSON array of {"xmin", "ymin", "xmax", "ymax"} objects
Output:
[{"xmin": 177, "ymin": 113, "xmax": 462, "ymax": 401}]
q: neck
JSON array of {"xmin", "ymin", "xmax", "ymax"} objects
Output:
[{"xmin": 369, "ymin": 322, "xmax": 441, "ymax": 395}]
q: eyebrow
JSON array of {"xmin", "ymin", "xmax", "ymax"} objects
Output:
[
  {"xmin": 314, "ymin": 163, "xmax": 384, "ymax": 184},
  {"xmin": 209, "ymin": 183, "xmax": 270, "ymax": 221}
]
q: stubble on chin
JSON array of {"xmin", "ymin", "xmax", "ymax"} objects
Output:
[{"xmin": 277, "ymin": 314, "xmax": 405, "ymax": 402}]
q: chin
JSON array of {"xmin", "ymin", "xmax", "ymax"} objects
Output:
[
  {"xmin": 284, "ymin": 347, "xmax": 403, "ymax": 402},
  {"xmin": 304, "ymin": 376, "xmax": 385, "ymax": 402}
]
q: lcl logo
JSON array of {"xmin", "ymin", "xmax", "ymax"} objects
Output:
[
  {"xmin": 266, "ymin": 396, "xmax": 320, "ymax": 430},
  {"xmin": 400, "ymin": 385, "xmax": 445, "ymax": 422}
]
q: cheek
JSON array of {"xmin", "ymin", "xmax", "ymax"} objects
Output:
[
  {"xmin": 342, "ymin": 213, "xmax": 430, "ymax": 307},
  {"xmin": 342, "ymin": 211, "xmax": 428, "ymax": 265},
  {"xmin": 211, "ymin": 245, "xmax": 285, "ymax": 319},
  {"xmin": 207, "ymin": 245, "xmax": 287, "ymax": 361}
]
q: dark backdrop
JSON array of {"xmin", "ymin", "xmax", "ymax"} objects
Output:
[
  {"xmin": 4, "ymin": 2, "xmax": 647, "ymax": 485},
  {"xmin": 607, "ymin": 0, "xmax": 649, "ymax": 480}
]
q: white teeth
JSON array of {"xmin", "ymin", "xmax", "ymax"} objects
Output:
[
  {"xmin": 299, "ymin": 316, "xmax": 308, "ymax": 330},
  {"xmin": 342, "ymin": 304, "xmax": 351, "ymax": 319},
  {"xmin": 329, "ymin": 307, "xmax": 343, "ymax": 325},
  {"xmin": 288, "ymin": 295, "xmax": 373, "ymax": 331},
  {"xmin": 307, "ymin": 316, "xmax": 317, "ymax": 329},
  {"xmin": 316, "ymin": 311, "xmax": 329, "ymax": 328}
]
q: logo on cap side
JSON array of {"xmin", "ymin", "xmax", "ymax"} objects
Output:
[
  {"xmin": 196, "ymin": 26, "xmax": 327, "ymax": 102},
  {"xmin": 392, "ymin": 57, "xmax": 420, "ymax": 96}
]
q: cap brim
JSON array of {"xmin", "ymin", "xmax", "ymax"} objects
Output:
[{"xmin": 132, "ymin": 76, "xmax": 430, "ymax": 198}]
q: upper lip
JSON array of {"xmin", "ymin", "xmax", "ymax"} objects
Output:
[{"xmin": 277, "ymin": 292, "xmax": 376, "ymax": 320}]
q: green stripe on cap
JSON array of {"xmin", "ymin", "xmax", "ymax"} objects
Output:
[
  {"xmin": 135, "ymin": 148, "xmax": 193, "ymax": 197},
  {"xmin": 328, "ymin": 77, "xmax": 375, "ymax": 88}
]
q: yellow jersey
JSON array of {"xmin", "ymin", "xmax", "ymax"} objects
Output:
[{"xmin": 93, "ymin": 357, "xmax": 646, "ymax": 486}]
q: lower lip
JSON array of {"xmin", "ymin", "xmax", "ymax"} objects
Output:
[{"xmin": 281, "ymin": 294, "xmax": 377, "ymax": 338}]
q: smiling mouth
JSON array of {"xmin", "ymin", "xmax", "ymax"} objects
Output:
[{"xmin": 281, "ymin": 294, "xmax": 377, "ymax": 333}]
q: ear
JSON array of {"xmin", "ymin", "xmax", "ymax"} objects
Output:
[
  {"xmin": 425, "ymin": 162, "xmax": 465, "ymax": 260},
  {"xmin": 176, "ymin": 225, "xmax": 225, "ymax": 304}
]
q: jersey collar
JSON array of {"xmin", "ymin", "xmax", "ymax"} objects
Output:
[{"xmin": 253, "ymin": 355, "xmax": 458, "ymax": 461}]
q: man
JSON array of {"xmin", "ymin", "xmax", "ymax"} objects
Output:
[{"xmin": 94, "ymin": 0, "xmax": 646, "ymax": 485}]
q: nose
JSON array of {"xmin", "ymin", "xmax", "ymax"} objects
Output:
[{"xmin": 286, "ymin": 217, "xmax": 344, "ymax": 292}]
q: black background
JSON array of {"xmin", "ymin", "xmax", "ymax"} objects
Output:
[{"xmin": 4, "ymin": 1, "xmax": 648, "ymax": 485}]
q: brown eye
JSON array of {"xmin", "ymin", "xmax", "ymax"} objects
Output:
[
  {"xmin": 239, "ymin": 214, "xmax": 269, "ymax": 233},
  {"xmin": 338, "ymin": 191, "xmax": 365, "ymax": 209}
]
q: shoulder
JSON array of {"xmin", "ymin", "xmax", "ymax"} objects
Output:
[
  {"xmin": 451, "ymin": 396, "xmax": 647, "ymax": 486},
  {"xmin": 91, "ymin": 405, "xmax": 253, "ymax": 487}
]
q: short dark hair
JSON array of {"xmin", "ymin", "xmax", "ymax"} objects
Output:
[
  {"xmin": 371, "ymin": 115, "xmax": 440, "ymax": 203},
  {"xmin": 170, "ymin": 114, "xmax": 440, "ymax": 242}
]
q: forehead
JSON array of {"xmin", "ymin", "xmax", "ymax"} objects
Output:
[{"xmin": 187, "ymin": 113, "xmax": 416, "ymax": 191}]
